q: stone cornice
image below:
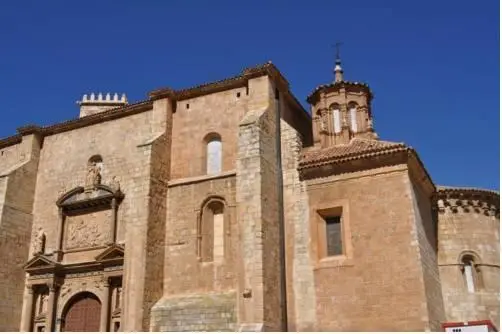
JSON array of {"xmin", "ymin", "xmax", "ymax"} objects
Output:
[
  {"xmin": 168, "ymin": 170, "xmax": 236, "ymax": 187},
  {"xmin": 307, "ymin": 80, "xmax": 373, "ymax": 105},
  {"xmin": 0, "ymin": 134, "xmax": 21, "ymax": 150},
  {"xmin": 434, "ymin": 186, "xmax": 500, "ymax": 217},
  {"xmin": 150, "ymin": 62, "xmax": 289, "ymax": 100},
  {"xmin": 0, "ymin": 100, "xmax": 152, "ymax": 150}
]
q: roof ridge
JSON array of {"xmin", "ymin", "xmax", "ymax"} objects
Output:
[{"xmin": 350, "ymin": 137, "xmax": 405, "ymax": 146}]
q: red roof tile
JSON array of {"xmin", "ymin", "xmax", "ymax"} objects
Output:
[{"xmin": 299, "ymin": 137, "xmax": 408, "ymax": 169}]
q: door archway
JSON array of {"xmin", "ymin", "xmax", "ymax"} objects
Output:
[{"xmin": 62, "ymin": 292, "xmax": 101, "ymax": 332}]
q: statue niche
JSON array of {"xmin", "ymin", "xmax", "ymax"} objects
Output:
[
  {"xmin": 32, "ymin": 227, "xmax": 46, "ymax": 256},
  {"xmin": 85, "ymin": 158, "xmax": 102, "ymax": 192}
]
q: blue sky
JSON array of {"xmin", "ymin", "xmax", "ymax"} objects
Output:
[{"xmin": 1, "ymin": 0, "xmax": 499, "ymax": 190}]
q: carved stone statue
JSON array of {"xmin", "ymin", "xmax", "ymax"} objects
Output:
[
  {"xmin": 111, "ymin": 176, "xmax": 121, "ymax": 192},
  {"xmin": 85, "ymin": 162, "xmax": 101, "ymax": 190},
  {"xmin": 38, "ymin": 293, "xmax": 48, "ymax": 315},
  {"xmin": 32, "ymin": 227, "xmax": 46, "ymax": 256}
]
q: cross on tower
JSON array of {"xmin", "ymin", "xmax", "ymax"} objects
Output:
[
  {"xmin": 332, "ymin": 42, "xmax": 343, "ymax": 61},
  {"xmin": 331, "ymin": 42, "xmax": 344, "ymax": 82}
]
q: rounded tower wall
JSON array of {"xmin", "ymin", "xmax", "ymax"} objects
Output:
[{"xmin": 436, "ymin": 187, "xmax": 500, "ymax": 329}]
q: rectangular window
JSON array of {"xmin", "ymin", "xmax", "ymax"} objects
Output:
[{"xmin": 325, "ymin": 216, "xmax": 343, "ymax": 256}]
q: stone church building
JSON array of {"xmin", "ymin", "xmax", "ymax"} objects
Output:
[{"xmin": 0, "ymin": 59, "xmax": 499, "ymax": 332}]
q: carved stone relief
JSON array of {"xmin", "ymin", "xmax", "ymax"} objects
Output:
[{"xmin": 65, "ymin": 211, "xmax": 110, "ymax": 250}]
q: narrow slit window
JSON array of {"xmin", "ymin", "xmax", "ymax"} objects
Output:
[
  {"xmin": 463, "ymin": 261, "xmax": 475, "ymax": 293},
  {"xmin": 206, "ymin": 138, "xmax": 222, "ymax": 175},
  {"xmin": 326, "ymin": 216, "xmax": 343, "ymax": 256},
  {"xmin": 461, "ymin": 254, "xmax": 482, "ymax": 293}
]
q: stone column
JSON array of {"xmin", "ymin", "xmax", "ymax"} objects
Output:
[
  {"xmin": 110, "ymin": 198, "xmax": 117, "ymax": 244},
  {"xmin": 100, "ymin": 279, "xmax": 110, "ymax": 332},
  {"xmin": 46, "ymin": 283, "xmax": 57, "ymax": 331},
  {"xmin": 55, "ymin": 208, "xmax": 64, "ymax": 261},
  {"xmin": 20, "ymin": 285, "xmax": 34, "ymax": 331}
]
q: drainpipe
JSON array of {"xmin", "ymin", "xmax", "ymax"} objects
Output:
[{"xmin": 274, "ymin": 88, "xmax": 288, "ymax": 331}]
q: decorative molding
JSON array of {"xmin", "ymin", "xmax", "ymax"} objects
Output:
[
  {"xmin": 307, "ymin": 81, "xmax": 373, "ymax": 105},
  {"xmin": 434, "ymin": 187, "xmax": 499, "ymax": 217},
  {"xmin": 56, "ymin": 184, "xmax": 124, "ymax": 212},
  {"xmin": 24, "ymin": 255, "xmax": 60, "ymax": 275},
  {"xmin": 168, "ymin": 170, "xmax": 236, "ymax": 187},
  {"xmin": 104, "ymin": 265, "xmax": 123, "ymax": 272}
]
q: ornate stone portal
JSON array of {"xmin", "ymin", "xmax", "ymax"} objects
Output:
[{"xmin": 21, "ymin": 170, "xmax": 125, "ymax": 332}]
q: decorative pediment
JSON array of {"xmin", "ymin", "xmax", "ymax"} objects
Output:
[
  {"xmin": 95, "ymin": 244, "xmax": 125, "ymax": 266},
  {"xmin": 56, "ymin": 184, "xmax": 123, "ymax": 212},
  {"xmin": 24, "ymin": 254, "xmax": 60, "ymax": 274}
]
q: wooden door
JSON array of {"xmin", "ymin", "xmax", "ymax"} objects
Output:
[{"xmin": 63, "ymin": 293, "xmax": 101, "ymax": 332}]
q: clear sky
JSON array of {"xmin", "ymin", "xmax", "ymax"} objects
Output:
[{"xmin": 1, "ymin": 0, "xmax": 499, "ymax": 190}]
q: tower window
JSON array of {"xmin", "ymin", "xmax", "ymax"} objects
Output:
[
  {"xmin": 330, "ymin": 104, "xmax": 341, "ymax": 133},
  {"xmin": 349, "ymin": 103, "xmax": 358, "ymax": 132}
]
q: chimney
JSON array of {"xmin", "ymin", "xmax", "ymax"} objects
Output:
[{"xmin": 77, "ymin": 92, "xmax": 128, "ymax": 118}]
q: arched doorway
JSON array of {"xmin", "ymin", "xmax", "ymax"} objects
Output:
[{"xmin": 62, "ymin": 292, "xmax": 101, "ymax": 332}]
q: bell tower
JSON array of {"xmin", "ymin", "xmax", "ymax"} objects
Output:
[{"xmin": 307, "ymin": 47, "xmax": 378, "ymax": 148}]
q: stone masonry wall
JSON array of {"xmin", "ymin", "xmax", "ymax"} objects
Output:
[
  {"xmin": 437, "ymin": 195, "xmax": 500, "ymax": 329},
  {"xmin": 0, "ymin": 133, "xmax": 41, "ymax": 331},
  {"xmin": 141, "ymin": 100, "xmax": 171, "ymax": 329},
  {"xmin": 150, "ymin": 88, "xmax": 243, "ymax": 331},
  {"xmin": 408, "ymin": 181, "xmax": 445, "ymax": 331},
  {"xmin": 170, "ymin": 87, "xmax": 248, "ymax": 180},
  {"xmin": 27, "ymin": 105, "xmax": 166, "ymax": 331},
  {"xmin": 306, "ymin": 166, "xmax": 434, "ymax": 331},
  {"xmin": 235, "ymin": 75, "xmax": 283, "ymax": 331},
  {"xmin": 150, "ymin": 292, "xmax": 236, "ymax": 332},
  {"xmin": 280, "ymin": 118, "xmax": 316, "ymax": 331},
  {"xmin": 149, "ymin": 173, "xmax": 238, "ymax": 331}
]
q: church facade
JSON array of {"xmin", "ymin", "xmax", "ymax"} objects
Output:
[{"xmin": 0, "ymin": 60, "xmax": 498, "ymax": 332}]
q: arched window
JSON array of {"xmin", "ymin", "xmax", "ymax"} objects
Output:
[
  {"xmin": 330, "ymin": 104, "xmax": 341, "ymax": 134},
  {"xmin": 348, "ymin": 103, "xmax": 358, "ymax": 132},
  {"xmin": 197, "ymin": 199, "xmax": 225, "ymax": 263},
  {"xmin": 460, "ymin": 253, "xmax": 483, "ymax": 293},
  {"xmin": 205, "ymin": 134, "xmax": 222, "ymax": 175}
]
